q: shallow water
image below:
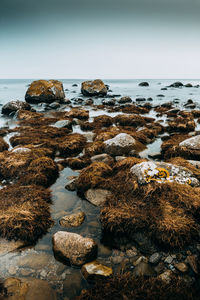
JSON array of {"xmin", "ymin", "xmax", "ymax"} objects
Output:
[{"xmin": 0, "ymin": 79, "xmax": 200, "ymax": 299}]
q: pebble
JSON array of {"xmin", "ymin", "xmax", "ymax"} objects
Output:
[
  {"xmin": 164, "ymin": 255, "xmax": 173, "ymax": 264},
  {"xmin": 149, "ymin": 253, "xmax": 162, "ymax": 264},
  {"xmin": 174, "ymin": 262, "xmax": 188, "ymax": 273}
]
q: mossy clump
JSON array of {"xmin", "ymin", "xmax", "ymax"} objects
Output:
[
  {"xmin": 121, "ymin": 104, "xmax": 150, "ymax": 114},
  {"xmin": 93, "ymin": 115, "xmax": 113, "ymax": 128},
  {"xmin": 161, "ymin": 134, "xmax": 190, "ymax": 159},
  {"xmin": 20, "ymin": 156, "xmax": 59, "ymax": 187},
  {"xmin": 0, "ymin": 138, "xmax": 9, "ymax": 152},
  {"xmin": 114, "ymin": 114, "xmax": 146, "ymax": 127},
  {"xmin": 99, "ymin": 160, "xmax": 200, "ymax": 249},
  {"xmin": 0, "ymin": 184, "xmax": 53, "ymax": 243},
  {"xmin": 65, "ymin": 157, "xmax": 91, "ymax": 170},
  {"xmin": 67, "ymin": 108, "xmax": 89, "ymax": 120},
  {"xmin": 76, "ymin": 273, "xmax": 199, "ymax": 300},
  {"xmin": 17, "ymin": 110, "xmax": 59, "ymax": 126},
  {"xmin": 58, "ymin": 133, "xmax": 87, "ymax": 157},
  {"xmin": 84, "ymin": 141, "xmax": 105, "ymax": 157},
  {"xmin": 167, "ymin": 116, "xmax": 195, "ymax": 133},
  {"xmin": 166, "ymin": 157, "xmax": 200, "ymax": 181},
  {"xmin": 76, "ymin": 162, "xmax": 112, "ymax": 193},
  {"xmin": 0, "ymin": 150, "xmax": 58, "ymax": 187}
]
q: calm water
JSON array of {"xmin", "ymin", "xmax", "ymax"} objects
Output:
[{"xmin": 0, "ymin": 79, "xmax": 200, "ymax": 299}]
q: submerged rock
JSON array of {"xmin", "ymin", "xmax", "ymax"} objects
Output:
[
  {"xmin": 2, "ymin": 100, "xmax": 31, "ymax": 115},
  {"xmin": 0, "ymin": 238, "xmax": 26, "ymax": 256},
  {"xmin": 118, "ymin": 96, "xmax": 132, "ymax": 103},
  {"xmin": 81, "ymin": 261, "xmax": 112, "ymax": 281},
  {"xmin": 130, "ymin": 161, "xmax": 199, "ymax": 186},
  {"xmin": 169, "ymin": 81, "xmax": 183, "ymax": 88},
  {"xmin": 85, "ymin": 189, "xmax": 112, "ymax": 206},
  {"xmin": 3, "ymin": 277, "xmax": 57, "ymax": 300},
  {"xmin": 59, "ymin": 212, "xmax": 85, "ymax": 228},
  {"xmin": 139, "ymin": 82, "xmax": 149, "ymax": 87},
  {"xmin": 25, "ymin": 80, "xmax": 65, "ymax": 103},
  {"xmin": 104, "ymin": 133, "xmax": 137, "ymax": 156},
  {"xmin": 81, "ymin": 79, "xmax": 107, "ymax": 96},
  {"xmin": 52, "ymin": 231, "xmax": 97, "ymax": 266}
]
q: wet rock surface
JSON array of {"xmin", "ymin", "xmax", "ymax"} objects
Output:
[
  {"xmin": 2, "ymin": 100, "xmax": 31, "ymax": 115},
  {"xmin": 81, "ymin": 79, "xmax": 107, "ymax": 96}
]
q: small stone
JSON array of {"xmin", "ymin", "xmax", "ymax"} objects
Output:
[
  {"xmin": 126, "ymin": 248, "xmax": 137, "ymax": 258},
  {"xmin": 81, "ymin": 261, "xmax": 112, "ymax": 281},
  {"xmin": 174, "ymin": 262, "xmax": 188, "ymax": 273},
  {"xmin": 110, "ymin": 256, "xmax": 124, "ymax": 264},
  {"xmin": 133, "ymin": 261, "xmax": 155, "ymax": 276},
  {"xmin": 159, "ymin": 270, "xmax": 173, "ymax": 283},
  {"xmin": 8, "ymin": 266, "xmax": 17, "ymax": 275},
  {"xmin": 85, "ymin": 189, "xmax": 112, "ymax": 206},
  {"xmin": 164, "ymin": 256, "xmax": 173, "ymax": 264},
  {"xmin": 149, "ymin": 253, "xmax": 162, "ymax": 264},
  {"xmin": 59, "ymin": 212, "xmax": 85, "ymax": 228}
]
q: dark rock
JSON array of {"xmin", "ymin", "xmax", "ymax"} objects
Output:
[
  {"xmin": 118, "ymin": 96, "xmax": 132, "ymax": 104},
  {"xmin": 2, "ymin": 100, "xmax": 31, "ymax": 115},
  {"xmin": 48, "ymin": 102, "xmax": 60, "ymax": 109},
  {"xmin": 136, "ymin": 98, "xmax": 146, "ymax": 102},
  {"xmin": 169, "ymin": 81, "xmax": 183, "ymax": 88},
  {"xmin": 139, "ymin": 82, "xmax": 149, "ymax": 87},
  {"xmin": 157, "ymin": 94, "xmax": 165, "ymax": 97},
  {"xmin": 102, "ymin": 99, "xmax": 116, "ymax": 106},
  {"xmin": 72, "ymin": 84, "xmax": 78, "ymax": 87},
  {"xmin": 185, "ymin": 83, "xmax": 193, "ymax": 88},
  {"xmin": 85, "ymin": 98, "xmax": 94, "ymax": 105}
]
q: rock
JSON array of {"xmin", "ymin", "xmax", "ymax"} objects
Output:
[
  {"xmin": 52, "ymin": 231, "xmax": 97, "ymax": 266},
  {"xmin": 59, "ymin": 212, "xmax": 85, "ymax": 228},
  {"xmin": 85, "ymin": 189, "xmax": 112, "ymax": 206},
  {"xmin": 102, "ymin": 99, "xmax": 116, "ymax": 106},
  {"xmin": 132, "ymin": 232, "xmax": 157, "ymax": 254},
  {"xmin": 179, "ymin": 135, "xmax": 200, "ymax": 150},
  {"xmin": 81, "ymin": 261, "xmax": 112, "ymax": 281},
  {"xmin": 149, "ymin": 253, "xmax": 162, "ymax": 264},
  {"xmin": 0, "ymin": 238, "xmax": 26, "ymax": 255},
  {"xmin": 164, "ymin": 255, "xmax": 173, "ymax": 264},
  {"xmin": 130, "ymin": 161, "xmax": 199, "ymax": 186},
  {"xmin": 72, "ymin": 84, "xmax": 78, "ymax": 87},
  {"xmin": 85, "ymin": 98, "xmax": 94, "ymax": 105},
  {"xmin": 48, "ymin": 102, "xmax": 60, "ymax": 109},
  {"xmin": 186, "ymin": 255, "xmax": 199, "ymax": 274},
  {"xmin": 174, "ymin": 262, "xmax": 188, "ymax": 273},
  {"xmin": 25, "ymin": 80, "xmax": 65, "ymax": 103},
  {"xmin": 133, "ymin": 261, "xmax": 155, "ymax": 276},
  {"xmin": 2, "ymin": 100, "xmax": 31, "ymax": 115},
  {"xmin": 157, "ymin": 94, "xmax": 165, "ymax": 97},
  {"xmin": 169, "ymin": 81, "xmax": 183, "ymax": 88},
  {"xmin": 91, "ymin": 153, "xmax": 114, "ymax": 164},
  {"xmin": 118, "ymin": 96, "xmax": 132, "ymax": 104},
  {"xmin": 3, "ymin": 277, "xmax": 57, "ymax": 300},
  {"xmin": 139, "ymin": 82, "xmax": 149, "ymax": 87},
  {"xmin": 81, "ymin": 79, "xmax": 107, "ymax": 96},
  {"xmin": 52, "ymin": 120, "xmax": 72, "ymax": 129},
  {"xmin": 185, "ymin": 83, "xmax": 193, "ymax": 87},
  {"xmin": 136, "ymin": 97, "xmax": 146, "ymax": 102},
  {"xmin": 63, "ymin": 271, "xmax": 82, "ymax": 299},
  {"xmin": 65, "ymin": 177, "xmax": 77, "ymax": 191},
  {"xmin": 104, "ymin": 133, "xmax": 137, "ymax": 156},
  {"xmin": 159, "ymin": 270, "xmax": 173, "ymax": 283},
  {"xmin": 17, "ymin": 252, "xmax": 51, "ymax": 270}
]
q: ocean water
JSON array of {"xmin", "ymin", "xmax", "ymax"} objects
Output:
[{"xmin": 0, "ymin": 79, "xmax": 200, "ymax": 299}]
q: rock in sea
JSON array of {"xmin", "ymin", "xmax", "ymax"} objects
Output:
[
  {"xmin": 2, "ymin": 100, "xmax": 31, "ymax": 115},
  {"xmin": 81, "ymin": 79, "xmax": 107, "ymax": 96}
]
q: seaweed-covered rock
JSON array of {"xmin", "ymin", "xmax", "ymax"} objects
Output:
[
  {"xmin": 25, "ymin": 80, "xmax": 65, "ymax": 103},
  {"xmin": 81, "ymin": 80, "xmax": 107, "ymax": 96},
  {"xmin": 130, "ymin": 161, "xmax": 199, "ymax": 186},
  {"xmin": 1, "ymin": 100, "xmax": 31, "ymax": 115},
  {"xmin": 0, "ymin": 137, "xmax": 9, "ymax": 152},
  {"xmin": 104, "ymin": 133, "xmax": 138, "ymax": 156},
  {"xmin": 52, "ymin": 231, "xmax": 97, "ymax": 266}
]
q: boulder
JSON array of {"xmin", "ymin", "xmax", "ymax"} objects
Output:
[
  {"xmin": 25, "ymin": 80, "xmax": 65, "ymax": 103},
  {"xmin": 85, "ymin": 189, "xmax": 112, "ymax": 206},
  {"xmin": 104, "ymin": 133, "xmax": 137, "ymax": 156},
  {"xmin": 169, "ymin": 81, "xmax": 183, "ymax": 88},
  {"xmin": 2, "ymin": 100, "xmax": 31, "ymax": 115},
  {"xmin": 81, "ymin": 261, "xmax": 112, "ymax": 281},
  {"xmin": 3, "ymin": 277, "xmax": 57, "ymax": 300},
  {"xmin": 59, "ymin": 212, "xmax": 85, "ymax": 228},
  {"xmin": 118, "ymin": 96, "xmax": 132, "ymax": 104},
  {"xmin": 52, "ymin": 119, "xmax": 72, "ymax": 129},
  {"xmin": 52, "ymin": 231, "xmax": 97, "ymax": 266},
  {"xmin": 130, "ymin": 161, "xmax": 199, "ymax": 186},
  {"xmin": 81, "ymin": 79, "xmax": 107, "ymax": 96},
  {"xmin": 179, "ymin": 135, "xmax": 200, "ymax": 150},
  {"xmin": 139, "ymin": 82, "xmax": 149, "ymax": 87}
]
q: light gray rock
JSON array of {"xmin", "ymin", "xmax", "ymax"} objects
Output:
[
  {"xmin": 179, "ymin": 135, "xmax": 200, "ymax": 150},
  {"xmin": 91, "ymin": 153, "xmax": 114, "ymax": 164},
  {"xmin": 85, "ymin": 189, "xmax": 112, "ymax": 206},
  {"xmin": 130, "ymin": 161, "xmax": 199, "ymax": 186},
  {"xmin": 52, "ymin": 120, "xmax": 72, "ymax": 129},
  {"xmin": 164, "ymin": 255, "xmax": 173, "ymax": 264},
  {"xmin": 104, "ymin": 133, "xmax": 137, "ymax": 156},
  {"xmin": 149, "ymin": 253, "xmax": 162, "ymax": 264},
  {"xmin": 52, "ymin": 231, "xmax": 97, "ymax": 266}
]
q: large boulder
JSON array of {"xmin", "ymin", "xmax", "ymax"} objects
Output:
[
  {"xmin": 25, "ymin": 80, "xmax": 65, "ymax": 103},
  {"xmin": 2, "ymin": 100, "xmax": 31, "ymax": 115},
  {"xmin": 179, "ymin": 135, "xmax": 200, "ymax": 150},
  {"xmin": 130, "ymin": 161, "xmax": 199, "ymax": 186},
  {"xmin": 104, "ymin": 133, "xmax": 137, "ymax": 156},
  {"xmin": 81, "ymin": 79, "xmax": 107, "ymax": 96},
  {"xmin": 52, "ymin": 231, "xmax": 97, "ymax": 266}
]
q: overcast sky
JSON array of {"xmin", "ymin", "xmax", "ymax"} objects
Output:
[{"xmin": 0, "ymin": 0, "xmax": 200, "ymax": 79}]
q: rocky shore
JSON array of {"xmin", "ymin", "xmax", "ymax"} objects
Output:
[{"xmin": 0, "ymin": 79, "xmax": 200, "ymax": 299}]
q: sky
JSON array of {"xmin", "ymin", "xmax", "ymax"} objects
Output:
[{"xmin": 0, "ymin": 0, "xmax": 200, "ymax": 79}]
